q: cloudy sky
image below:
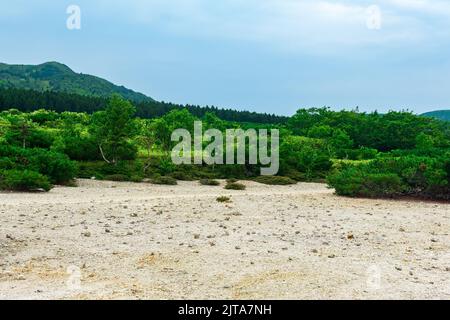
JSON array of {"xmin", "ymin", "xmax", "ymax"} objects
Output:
[{"xmin": 1, "ymin": 0, "xmax": 450, "ymax": 115}]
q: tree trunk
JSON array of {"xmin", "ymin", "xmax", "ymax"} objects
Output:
[{"xmin": 99, "ymin": 144, "xmax": 111, "ymax": 164}]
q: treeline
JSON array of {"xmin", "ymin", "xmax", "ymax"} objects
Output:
[
  {"xmin": 1, "ymin": 96, "xmax": 449, "ymax": 200},
  {"xmin": 0, "ymin": 87, "xmax": 287, "ymax": 124},
  {"xmin": 287, "ymin": 107, "xmax": 450, "ymax": 152}
]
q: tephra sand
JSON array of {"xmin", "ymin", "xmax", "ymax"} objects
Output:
[{"xmin": 1, "ymin": 179, "xmax": 449, "ymax": 299}]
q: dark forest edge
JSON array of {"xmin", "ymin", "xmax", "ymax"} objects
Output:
[
  {"xmin": 0, "ymin": 87, "xmax": 287, "ymax": 124},
  {"xmin": 0, "ymin": 94, "xmax": 449, "ymax": 201}
]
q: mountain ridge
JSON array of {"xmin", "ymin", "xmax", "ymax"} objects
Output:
[
  {"xmin": 0, "ymin": 61, "xmax": 152, "ymax": 102},
  {"xmin": 422, "ymin": 110, "xmax": 450, "ymax": 121}
]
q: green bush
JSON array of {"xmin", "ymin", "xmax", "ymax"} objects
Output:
[
  {"xmin": 254, "ymin": 176, "xmax": 297, "ymax": 185},
  {"xmin": 150, "ymin": 176, "xmax": 178, "ymax": 185},
  {"xmin": 102, "ymin": 173, "xmax": 143, "ymax": 182},
  {"xmin": 328, "ymin": 170, "xmax": 404, "ymax": 198},
  {"xmin": 216, "ymin": 196, "xmax": 231, "ymax": 203},
  {"xmin": 226, "ymin": 178, "xmax": 238, "ymax": 183},
  {"xmin": 225, "ymin": 182, "xmax": 246, "ymax": 190},
  {"xmin": 327, "ymin": 155, "xmax": 450, "ymax": 200},
  {"xmin": 216, "ymin": 165, "xmax": 248, "ymax": 179},
  {"xmin": 279, "ymin": 136, "xmax": 332, "ymax": 180},
  {"xmin": 77, "ymin": 161, "xmax": 143, "ymax": 180},
  {"xmin": 170, "ymin": 171, "xmax": 194, "ymax": 181},
  {"xmin": 0, "ymin": 145, "xmax": 77, "ymax": 184},
  {"xmin": 0, "ymin": 157, "xmax": 15, "ymax": 170},
  {"xmin": 0, "ymin": 170, "xmax": 52, "ymax": 192},
  {"xmin": 199, "ymin": 179, "xmax": 220, "ymax": 186},
  {"xmin": 77, "ymin": 161, "xmax": 105, "ymax": 179},
  {"xmin": 327, "ymin": 167, "xmax": 364, "ymax": 197},
  {"xmin": 158, "ymin": 156, "xmax": 176, "ymax": 175},
  {"xmin": 26, "ymin": 149, "xmax": 78, "ymax": 184},
  {"xmin": 60, "ymin": 135, "xmax": 101, "ymax": 161},
  {"xmin": 5, "ymin": 127, "xmax": 55, "ymax": 149},
  {"xmin": 103, "ymin": 174, "xmax": 129, "ymax": 182},
  {"xmin": 130, "ymin": 175, "xmax": 143, "ymax": 183}
]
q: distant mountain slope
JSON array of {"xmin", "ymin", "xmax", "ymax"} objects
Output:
[
  {"xmin": 422, "ymin": 110, "xmax": 450, "ymax": 121},
  {"xmin": 0, "ymin": 62, "xmax": 152, "ymax": 102}
]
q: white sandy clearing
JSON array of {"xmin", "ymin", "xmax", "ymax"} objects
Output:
[{"xmin": 0, "ymin": 179, "xmax": 449, "ymax": 300}]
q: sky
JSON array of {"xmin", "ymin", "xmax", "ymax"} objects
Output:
[{"xmin": 1, "ymin": 0, "xmax": 450, "ymax": 116}]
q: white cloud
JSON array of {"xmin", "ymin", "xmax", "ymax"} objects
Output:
[
  {"xmin": 93, "ymin": 0, "xmax": 420, "ymax": 52},
  {"xmin": 385, "ymin": 0, "xmax": 450, "ymax": 16},
  {"xmin": 5, "ymin": 0, "xmax": 447, "ymax": 53}
]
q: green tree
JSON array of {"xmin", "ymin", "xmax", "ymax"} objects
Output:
[
  {"xmin": 152, "ymin": 118, "xmax": 172, "ymax": 153},
  {"xmin": 5, "ymin": 115, "xmax": 34, "ymax": 148},
  {"xmin": 328, "ymin": 129, "xmax": 354, "ymax": 158},
  {"xmin": 137, "ymin": 119, "xmax": 158, "ymax": 172},
  {"xmin": 90, "ymin": 95, "xmax": 137, "ymax": 165}
]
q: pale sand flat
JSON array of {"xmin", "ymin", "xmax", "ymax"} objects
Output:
[{"xmin": 0, "ymin": 179, "xmax": 449, "ymax": 300}]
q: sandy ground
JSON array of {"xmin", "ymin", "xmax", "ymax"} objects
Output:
[{"xmin": 0, "ymin": 179, "xmax": 449, "ymax": 300}]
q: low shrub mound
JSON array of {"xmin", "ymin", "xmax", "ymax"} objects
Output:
[
  {"xmin": 150, "ymin": 176, "xmax": 178, "ymax": 185},
  {"xmin": 0, "ymin": 145, "xmax": 77, "ymax": 184},
  {"xmin": 199, "ymin": 179, "xmax": 220, "ymax": 186},
  {"xmin": 216, "ymin": 196, "xmax": 231, "ymax": 203},
  {"xmin": 226, "ymin": 178, "xmax": 238, "ymax": 183},
  {"xmin": 77, "ymin": 161, "xmax": 143, "ymax": 181},
  {"xmin": 224, "ymin": 182, "xmax": 246, "ymax": 190},
  {"xmin": 327, "ymin": 155, "xmax": 450, "ymax": 200},
  {"xmin": 0, "ymin": 170, "xmax": 52, "ymax": 192},
  {"xmin": 254, "ymin": 176, "xmax": 297, "ymax": 185},
  {"xmin": 103, "ymin": 174, "xmax": 129, "ymax": 182},
  {"xmin": 130, "ymin": 175, "xmax": 143, "ymax": 183},
  {"xmin": 170, "ymin": 171, "xmax": 194, "ymax": 181}
]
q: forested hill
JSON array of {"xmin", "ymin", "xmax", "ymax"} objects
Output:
[
  {"xmin": 0, "ymin": 62, "xmax": 151, "ymax": 102},
  {"xmin": 0, "ymin": 87, "xmax": 287, "ymax": 124},
  {"xmin": 422, "ymin": 110, "xmax": 450, "ymax": 121}
]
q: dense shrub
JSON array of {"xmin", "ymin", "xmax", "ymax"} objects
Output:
[
  {"xmin": 76, "ymin": 161, "xmax": 106, "ymax": 179},
  {"xmin": 103, "ymin": 174, "xmax": 129, "ymax": 182},
  {"xmin": 343, "ymin": 147, "xmax": 378, "ymax": 160},
  {"xmin": 0, "ymin": 145, "xmax": 77, "ymax": 184},
  {"xmin": 254, "ymin": 176, "xmax": 297, "ymax": 185},
  {"xmin": 4, "ymin": 124, "xmax": 55, "ymax": 149},
  {"xmin": 328, "ymin": 169, "xmax": 404, "ymax": 198},
  {"xmin": 25, "ymin": 149, "xmax": 77, "ymax": 184},
  {"xmin": 216, "ymin": 165, "xmax": 248, "ymax": 179},
  {"xmin": 199, "ymin": 179, "xmax": 220, "ymax": 186},
  {"xmin": 225, "ymin": 182, "xmax": 246, "ymax": 190},
  {"xmin": 170, "ymin": 171, "xmax": 194, "ymax": 181},
  {"xmin": 0, "ymin": 170, "xmax": 52, "ymax": 192},
  {"xmin": 157, "ymin": 156, "xmax": 176, "ymax": 175},
  {"xmin": 216, "ymin": 196, "xmax": 231, "ymax": 203},
  {"xmin": 327, "ymin": 155, "xmax": 450, "ymax": 200},
  {"xmin": 279, "ymin": 136, "xmax": 332, "ymax": 180},
  {"xmin": 130, "ymin": 175, "xmax": 143, "ymax": 183},
  {"xmin": 60, "ymin": 135, "xmax": 101, "ymax": 161},
  {"xmin": 150, "ymin": 176, "xmax": 178, "ymax": 185}
]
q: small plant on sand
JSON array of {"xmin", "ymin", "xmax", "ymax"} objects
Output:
[
  {"xmin": 224, "ymin": 182, "xmax": 246, "ymax": 190},
  {"xmin": 226, "ymin": 178, "xmax": 238, "ymax": 183},
  {"xmin": 254, "ymin": 176, "xmax": 297, "ymax": 185},
  {"xmin": 199, "ymin": 179, "xmax": 220, "ymax": 186},
  {"xmin": 150, "ymin": 176, "xmax": 178, "ymax": 185},
  {"xmin": 216, "ymin": 196, "xmax": 231, "ymax": 203}
]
